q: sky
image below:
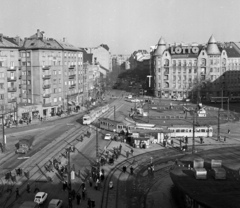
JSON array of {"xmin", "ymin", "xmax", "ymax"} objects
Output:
[{"xmin": 1, "ymin": 0, "xmax": 240, "ymax": 54}]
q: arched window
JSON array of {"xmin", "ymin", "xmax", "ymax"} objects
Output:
[
  {"xmin": 164, "ymin": 59, "xmax": 169, "ymax": 66},
  {"xmin": 164, "ymin": 82, "xmax": 169, "ymax": 88},
  {"xmin": 201, "ymin": 58, "xmax": 206, "ymax": 66},
  {"xmin": 222, "ymin": 58, "xmax": 226, "ymax": 66}
]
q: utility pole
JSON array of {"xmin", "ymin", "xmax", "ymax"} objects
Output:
[
  {"xmin": 15, "ymin": 101, "xmax": 18, "ymax": 127},
  {"xmin": 192, "ymin": 111, "xmax": 195, "ymax": 154},
  {"xmin": 2, "ymin": 113, "xmax": 5, "ymax": 152},
  {"xmin": 221, "ymin": 88, "xmax": 223, "ymax": 110},
  {"xmin": 217, "ymin": 108, "xmax": 220, "ymax": 141},
  {"xmin": 114, "ymin": 105, "xmax": 116, "ymax": 121},
  {"xmin": 67, "ymin": 149, "xmax": 72, "ymax": 208},
  {"xmin": 96, "ymin": 127, "xmax": 99, "ymax": 163},
  {"xmin": 66, "ymin": 95, "xmax": 69, "ymax": 115},
  {"xmin": 227, "ymin": 98, "xmax": 229, "ymax": 122},
  {"xmin": 148, "ymin": 97, "xmax": 150, "ymax": 123}
]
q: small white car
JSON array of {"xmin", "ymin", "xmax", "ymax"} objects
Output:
[
  {"xmin": 48, "ymin": 199, "xmax": 63, "ymax": 208},
  {"xmin": 104, "ymin": 134, "xmax": 112, "ymax": 140},
  {"xmin": 34, "ymin": 192, "xmax": 48, "ymax": 204},
  {"xmin": 128, "ymin": 95, "xmax": 133, "ymax": 99}
]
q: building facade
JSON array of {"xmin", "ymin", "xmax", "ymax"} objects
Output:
[
  {"xmin": 19, "ymin": 29, "xmax": 83, "ymax": 118},
  {"xmin": 0, "ymin": 33, "xmax": 20, "ymax": 123},
  {"xmin": 152, "ymin": 36, "xmax": 240, "ymax": 100}
]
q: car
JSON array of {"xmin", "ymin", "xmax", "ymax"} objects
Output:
[
  {"xmin": 48, "ymin": 199, "xmax": 63, "ymax": 208},
  {"xmin": 131, "ymin": 99, "xmax": 140, "ymax": 103},
  {"xmin": 128, "ymin": 95, "xmax": 133, "ymax": 99},
  {"xmin": 34, "ymin": 192, "xmax": 48, "ymax": 204},
  {"xmin": 15, "ymin": 147, "xmax": 28, "ymax": 154},
  {"xmin": 104, "ymin": 134, "xmax": 112, "ymax": 140}
]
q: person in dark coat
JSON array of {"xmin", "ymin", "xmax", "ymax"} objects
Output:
[
  {"xmin": 130, "ymin": 166, "xmax": 134, "ymax": 175},
  {"xmin": 88, "ymin": 198, "xmax": 92, "ymax": 208},
  {"xmin": 26, "ymin": 183, "xmax": 30, "ymax": 193},
  {"xmin": 89, "ymin": 176, "xmax": 93, "ymax": 187},
  {"xmin": 71, "ymin": 189, "xmax": 76, "ymax": 200},
  {"xmin": 82, "ymin": 187, "xmax": 86, "ymax": 200},
  {"xmin": 15, "ymin": 188, "xmax": 20, "ymax": 199},
  {"xmin": 76, "ymin": 192, "xmax": 81, "ymax": 205}
]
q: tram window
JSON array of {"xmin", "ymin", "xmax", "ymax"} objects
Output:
[
  {"xmin": 186, "ymin": 129, "xmax": 188, "ymax": 132},
  {"xmin": 181, "ymin": 129, "xmax": 185, "ymax": 132},
  {"xmin": 189, "ymin": 130, "xmax": 192, "ymax": 132},
  {"xmin": 176, "ymin": 129, "xmax": 180, "ymax": 132},
  {"xmin": 201, "ymin": 129, "xmax": 205, "ymax": 132}
]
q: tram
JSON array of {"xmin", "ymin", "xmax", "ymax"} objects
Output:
[
  {"xmin": 168, "ymin": 125, "xmax": 213, "ymax": 138},
  {"xmin": 83, "ymin": 104, "xmax": 109, "ymax": 125}
]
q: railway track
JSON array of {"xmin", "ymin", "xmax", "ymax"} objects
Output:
[
  {"xmin": 2, "ymin": 124, "xmax": 92, "ymax": 208},
  {"xmin": 100, "ymin": 149, "xmax": 184, "ymax": 208}
]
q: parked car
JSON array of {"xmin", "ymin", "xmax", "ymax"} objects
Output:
[
  {"xmin": 104, "ymin": 134, "xmax": 112, "ymax": 140},
  {"xmin": 15, "ymin": 147, "xmax": 28, "ymax": 154},
  {"xmin": 19, "ymin": 201, "xmax": 38, "ymax": 208},
  {"xmin": 48, "ymin": 199, "xmax": 63, "ymax": 208},
  {"xmin": 34, "ymin": 192, "xmax": 48, "ymax": 204}
]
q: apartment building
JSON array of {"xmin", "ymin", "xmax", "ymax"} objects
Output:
[
  {"xmin": 0, "ymin": 33, "xmax": 20, "ymax": 122},
  {"xmin": 152, "ymin": 36, "xmax": 240, "ymax": 99},
  {"xmin": 19, "ymin": 29, "xmax": 83, "ymax": 118}
]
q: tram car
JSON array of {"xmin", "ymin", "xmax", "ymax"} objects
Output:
[
  {"xmin": 83, "ymin": 104, "xmax": 109, "ymax": 125},
  {"xmin": 168, "ymin": 125, "xmax": 213, "ymax": 138},
  {"xmin": 99, "ymin": 118, "xmax": 128, "ymax": 133}
]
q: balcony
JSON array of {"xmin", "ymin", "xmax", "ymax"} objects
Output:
[
  {"xmin": 69, "ymin": 65, "xmax": 75, "ymax": 69},
  {"xmin": 42, "ymin": 74, "xmax": 51, "ymax": 79},
  {"xmin": 43, "ymin": 84, "xmax": 51, "ymax": 89},
  {"xmin": 8, "ymin": 98, "xmax": 17, "ymax": 103},
  {"xmin": 69, "ymin": 74, "xmax": 76, "ymax": 79},
  {"xmin": 43, "ymin": 94, "xmax": 51, "ymax": 98},
  {"xmin": 8, "ymin": 87, "xmax": 17, "ymax": 92},
  {"xmin": 42, "ymin": 65, "xmax": 50, "ymax": 70},
  {"xmin": 7, "ymin": 66, "xmax": 17, "ymax": 71},
  {"xmin": 69, "ymin": 84, "xmax": 76, "ymax": 89},
  {"xmin": 7, "ymin": 77, "xmax": 17, "ymax": 82}
]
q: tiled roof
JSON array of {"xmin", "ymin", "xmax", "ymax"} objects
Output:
[
  {"xmin": 222, "ymin": 43, "xmax": 240, "ymax": 58},
  {"xmin": 0, "ymin": 36, "xmax": 19, "ymax": 48},
  {"xmin": 23, "ymin": 38, "xmax": 62, "ymax": 50},
  {"xmin": 56, "ymin": 39, "xmax": 79, "ymax": 51}
]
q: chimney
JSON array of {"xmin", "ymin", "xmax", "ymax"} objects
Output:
[
  {"xmin": 0, "ymin": 34, "xmax": 3, "ymax": 42},
  {"xmin": 15, "ymin": 36, "xmax": 20, "ymax": 46},
  {"xmin": 37, "ymin": 29, "xmax": 40, "ymax": 38},
  {"xmin": 63, "ymin": 37, "xmax": 67, "ymax": 42}
]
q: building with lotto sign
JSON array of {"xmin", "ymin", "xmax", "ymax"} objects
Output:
[{"xmin": 152, "ymin": 36, "xmax": 240, "ymax": 100}]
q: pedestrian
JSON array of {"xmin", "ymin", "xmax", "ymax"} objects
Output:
[
  {"xmin": 179, "ymin": 138, "xmax": 182, "ymax": 149},
  {"xmin": 15, "ymin": 188, "xmax": 20, "ymax": 199},
  {"xmin": 123, "ymin": 165, "xmax": 127, "ymax": 173},
  {"xmin": 40, "ymin": 117, "xmax": 43, "ymax": 122},
  {"xmin": 100, "ymin": 173, "xmax": 105, "ymax": 182},
  {"xmin": 26, "ymin": 183, "xmax": 30, "ymax": 193},
  {"xmin": 126, "ymin": 151, "xmax": 129, "ymax": 158},
  {"xmin": 71, "ymin": 189, "xmax": 76, "ymax": 200},
  {"xmin": 76, "ymin": 192, "xmax": 81, "ymax": 205},
  {"xmin": 89, "ymin": 176, "xmax": 93, "ymax": 187},
  {"xmin": 228, "ymin": 129, "xmax": 230, "ymax": 134},
  {"xmin": 185, "ymin": 136, "xmax": 188, "ymax": 144},
  {"xmin": 88, "ymin": 198, "xmax": 92, "ymax": 208},
  {"xmin": 91, "ymin": 199, "xmax": 95, "ymax": 208},
  {"xmin": 119, "ymin": 144, "xmax": 122, "ymax": 153},
  {"xmin": 62, "ymin": 181, "xmax": 67, "ymax": 191},
  {"xmin": 130, "ymin": 166, "xmax": 134, "ymax": 175},
  {"xmin": 224, "ymin": 136, "xmax": 227, "ymax": 143},
  {"xmin": 82, "ymin": 187, "xmax": 86, "ymax": 200},
  {"xmin": 130, "ymin": 149, "xmax": 134, "ymax": 156},
  {"xmin": 81, "ymin": 182, "xmax": 85, "ymax": 190}
]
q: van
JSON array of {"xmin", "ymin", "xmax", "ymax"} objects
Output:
[{"xmin": 19, "ymin": 201, "xmax": 38, "ymax": 208}]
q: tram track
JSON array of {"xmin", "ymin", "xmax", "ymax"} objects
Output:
[
  {"xmin": 3, "ymin": 124, "xmax": 92, "ymax": 208},
  {"xmin": 101, "ymin": 149, "xmax": 184, "ymax": 208}
]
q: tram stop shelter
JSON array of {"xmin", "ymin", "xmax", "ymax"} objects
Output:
[{"xmin": 127, "ymin": 128, "xmax": 170, "ymax": 148}]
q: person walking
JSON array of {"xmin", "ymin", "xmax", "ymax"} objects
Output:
[
  {"xmin": 76, "ymin": 192, "xmax": 81, "ymax": 205},
  {"xmin": 130, "ymin": 166, "xmax": 134, "ymax": 175},
  {"xmin": 119, "ymin": 144, "xmax": 122, "ymax": 153},
  {"xmin": 71, "ymin": 189, "xmax": 76, "ymax": 200},
  {"xmin": 126, "ymin": 151, "xmax": 129, "ymax": 158},
  {"xmin": 89, "ymin": 176, "xmax": 93, "ymax": 187},
  {"xmin": 88, "ymin": 198, "xmax": 92, "ymax": 208},
  {"xmin": 26, "ymin": 183, "xmax": 30, "ymax": 193},
  {"xmin": 15, "ymin": 188, "xmax": 20, "ymax": 199},
  {"xmin": 130, "ymin": 149, "xmax": 134, "ymax": 156},
  {"xmin": 82, "ymin": 187, "xmax": 86, "ymax": 200}
]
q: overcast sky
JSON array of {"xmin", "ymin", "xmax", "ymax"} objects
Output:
[{"xmin": 1, "ymin": 0, "xmax": 240, "ymax": 54}]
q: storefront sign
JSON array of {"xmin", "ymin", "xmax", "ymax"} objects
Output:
[{"xmin": 170, "ymin": 46, "xmax": 199, "ymax": 55}]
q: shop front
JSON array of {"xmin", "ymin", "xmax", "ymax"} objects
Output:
[{"xmin": 18, "ymin": 104, "xmax": 43, "ymax": 121}]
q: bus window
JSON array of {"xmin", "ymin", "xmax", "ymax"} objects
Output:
[
  {"xmin": 181, "ymin": 129, "xmax": 185, "ymax": 132},
  {"xmin": 189, "ymin": 129, "xmax": 192, "ymax": 132},
  {"xmin": 201, "ymin": 129, "xmax": 205, "ymax": 132},
  {"xmin": 176, "ymin": 129, "xmax": 180, "ymax": 133}
]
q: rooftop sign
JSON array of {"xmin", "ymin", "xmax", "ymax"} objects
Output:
[{"xmin": 170, "ymin": 46, "xmax": 199, "ymax": 55}]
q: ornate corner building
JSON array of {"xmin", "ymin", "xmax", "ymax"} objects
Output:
[{"xmin": 152, "ymin": 36, "xmax": 240, "ymax": 100}]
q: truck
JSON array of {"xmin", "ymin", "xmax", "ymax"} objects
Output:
[{"xmin": 19, "ymin": 201, "xmax": 38, "ymax": 208}]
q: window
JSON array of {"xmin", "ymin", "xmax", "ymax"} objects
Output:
[
  {"xmin": 53, "ymin": 88, "xmax": 57, "ymax": 93},
  {"xmin": 210, "ymin": 68, "xmax": 213, "ymax": 72},
  {"xmin": 22, "ymin": 52, "xmax": 26, "ymax": 58},
  {"xmin": 58, "ymin": 61, "xmax": 61, "ymax": 66},
  {"xmin": 42, "ymin": 51, "xmax": 45, "ymax": 57},
  {"xmin": 54, "ymin": 98, "xmax": 57, "ymax": 102},
  {"xmin": 59, "ymin": 79, "xmax": 61, "ymax": 84},
  {"xmin": 194, "ymin": 68, "xmax": 197, "ymax": 73},
  {"xmin": 0, "ymin": 83, "xmax": 4, "ymax": 89},
  {"xmin": 26, "ymin": 52, "xmax": 30, "ymax": 57},
  {"xmin": 0, "ymin": 94, "xmax": 4, "ymax": 100},
  {"xmin": 42, "ymin": 61, "xmax": 45, "ymax": 67},
  {"xmin": 59, "ymin": 88, "xmax": 61, "ymax": 92},
  {"xmin": 58, "ymin": 70, "xmax": 61, "ymax": 75},
  {"xmin": 22, "ymin": 62, "xmax": 26, "ymax": 66},
  {"xmin": 65, "ymin": 81, "xmax": 67, "ymax": 85},
  {"xmin": 27, "ymin": 61, "xmax": 31, "ymax": 66},
  {"xmin": 27, "ymin": 80, "xmax": 31, "ymax": 85},
  {"xmin": 53, "ymin": 70, "xmax": 57, "ymax": 75},
  {"xmin": 64, "ymin": 61, "xmax": 67, "ymax": 66},
  {"xmin": 10, "ymin": 61, "xmax": 15, "ymax": 68},
  {"xmin": 59, "ymin": 97, "xmax": 62, "ymax": 101},
  {"xmin": 10, "ymin": 51, "xmax": 14, "ymax": 56}
]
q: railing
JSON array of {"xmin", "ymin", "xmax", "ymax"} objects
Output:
[
  {"xmin": 7, "ymin": 66, "xmax": 17, "ymax": 71},
  {"xmin": 42, "ymin": 66, "xmax": 50, "ymax": 70},
  {"xmin": 7, "ymin": 87, "xmax": 17, "ymax": 92},
  {"xmin": 42, "ymin": 74, "xmax": 51, "ymax": 79},
  {"xmin": 69, "ymin": 74, "xmax": 76, "ymax": 79},
  {"xmin": 43, "ymin": 84, "xmax": 51, "ymax": 89},
  {"xmin": 69, "ymin": 84, "xmax": 76, "ymax": 89},
  {"xmin": 43, "ymin": 94, "xmax": 51, "ymax": 98},
  {"xmin": 69, "ymin": 65, "xmax": 75, "ymax": 69}
]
